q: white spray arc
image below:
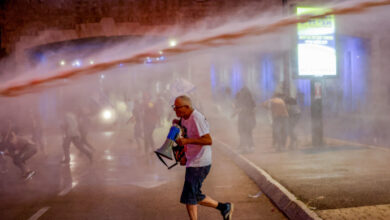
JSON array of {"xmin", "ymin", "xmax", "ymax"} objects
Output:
[{"xmin": 0, "ymin": 0, "xmax": 389, "ymax": 97}]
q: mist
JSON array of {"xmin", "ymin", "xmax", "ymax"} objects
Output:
[{"xmin": 1, "ymin": 0, "xmax": 390, "ymax": 216}]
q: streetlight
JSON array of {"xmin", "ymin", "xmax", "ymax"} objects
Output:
[{"xmin": 169, "ymin": 39, "xmax": 177, "ymax": 47}]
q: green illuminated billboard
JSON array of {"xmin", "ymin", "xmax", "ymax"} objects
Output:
[{"xmin": 297, "ymin": 7, "xmax": 337, "ymax": 77}]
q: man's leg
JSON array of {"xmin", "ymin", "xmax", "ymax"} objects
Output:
[
  {"xmin": 142, "ymin": 128, "xmax": 149, "ymax": 154},
  {"xmin": 80, "ymin": 129, "xmax": 94, "ymax": 151},
  {"xmin": 134, "ymin": 124, "xmax": 142, "ymax": 150},
  {"xmin": 186, "ymin": 204, "xmax": 198, "ymax": 220},
  {"xmin": 248, "ymin": 128, "xmax": 255, "ymax": 151},
  {"xmin": 272, "ymin": 122, "xmax": 277, "ymax": 149},
  {"xmin": 72, "ymin": 137, "xmax": 92, "ymax": 162},
  {"xmin": 280, "ymin": 118, "xmax": 288, "ymax": 148},
  {"xmin": 20, "ymin": 145, "xmax": 37, "ymax": 163},
  {"xmin": 181, "ymin": 166, "xmax": 233, "ymax": 219},
  {"xmin": 12, "ymin": 155, "xmax": 28, "ymax": 175},
  {"xmin": 198, "ymin": 195, "xmax": 218, "ymax": 208},
  {"xmin": 199, "ymin": 196, "xmax": 234, "ymax": 220},
  {"xmin": 273, "ymin": 119, "xmax": 281, "ymax": 150},
  {"xmin": 62, "ymin": 137, "xmax": 71, "ymax": 163},
  {"xmin": 0, "ymin": 152, "xmax": 7, "ymax": 173},
  {"xmin": 144, "ymin": 128, "xmax": 155, "ymax": 154}
]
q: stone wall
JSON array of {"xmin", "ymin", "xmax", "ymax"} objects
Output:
[{"xmin": 0, "ymin": 0, "xmax": 282, "ymax": 55}]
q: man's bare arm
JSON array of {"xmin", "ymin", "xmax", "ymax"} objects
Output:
[{"xmin": 176, "ymin": 134, "xmax": 212, "ymax": 146}]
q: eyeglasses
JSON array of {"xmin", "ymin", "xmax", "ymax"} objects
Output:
[{"xmin": 171, "ymin": 105, "xmax": 187, "ymax": 110}]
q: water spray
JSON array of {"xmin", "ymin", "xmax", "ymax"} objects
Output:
[{"xmin": 0, "ymin": 0, "xmax": 389, "ymax": 97}]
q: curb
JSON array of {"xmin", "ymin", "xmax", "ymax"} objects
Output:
[
  {"xmin": 325, "ymin": 137, "xmax": 390, "ymax": 152},
  {"xmin": 215, "ymin": 139, "xmax": 321, "ymax": 220}
]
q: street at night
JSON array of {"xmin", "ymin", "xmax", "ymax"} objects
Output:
[
  {"xmin": 1, "ymin": 1, "xmax": 390, "ymax": 220},
  {"xmin": 1, "ymin": 129, "xmax": 286, "ymax": 220}
]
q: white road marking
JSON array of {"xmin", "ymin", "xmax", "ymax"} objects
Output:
[
  {"xmin": 58, "ymin": 182, "xmax": 77, "ymax": 196},
  {"xmin": 28, "ymin": 207, "xmax": 50, "ymax": 220},
  {"xmin": 57, "ymin": 167, "xmax": 90, "ymax": 196},
  {"xmin": 248, "ymin": 191, "xmax": 263, "ymax": 198}
]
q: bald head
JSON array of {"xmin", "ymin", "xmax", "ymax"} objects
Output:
[
  {"xmin": 173, "ymin": 95, "xmax": 194, "ymax": 119},
  {"xmin": 175, "ymin": 95, "xmax": 193, "ymax": 108}
]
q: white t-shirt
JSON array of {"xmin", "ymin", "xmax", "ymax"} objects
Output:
[{"xmin": 181, "ymin": 109, "xmax": 212, "ymax": 167}]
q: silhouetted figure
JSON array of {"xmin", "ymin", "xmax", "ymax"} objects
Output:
[
  {"xmin": 142, "ymin": 95, "xmax": 159, "ymax": 154},
  {"xmin": 0, "ymin": 121, "xmax": 11, "ymax": 174},
  {"xmin": 155, "ymin": 95, "xmax": 166, "ymax": 127},
  {"xmin": 233, "ymin": 87, "xmax": 256, "ymax": 153},
  {"xmin": 130, "ymin": 99, "xmax": 144, "ymax": 151},
  {"xmin": 61, "ymin": 112, "xmax": 93, "ymax": 164},
  {"xmin": 77, "ymin": 108, "xmax": 95, "ymax": 151},
  {"xmin": 262, "ymin": 92, "xmax": 289, "ymax": 151},
  {"xmin": 0, "ymin": 142, "xmax": 7, "ymax": 174},
  {"xmin": 6, "ymin": 130, "xmax": 37, "ymax": 180},
  {"xmin": 285, "ymin": 97, "xmax": 301, "ymax": 149}
]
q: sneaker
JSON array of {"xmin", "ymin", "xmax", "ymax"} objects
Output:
[
  {"xmin": 221, "ymin": 203, "xmax": 234, "ymax": 220},
  {"xmin": 24, "ymin": 170, "xmax": 36, "ymax": 181}
]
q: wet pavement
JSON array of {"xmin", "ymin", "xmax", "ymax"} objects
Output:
[
  {"xmin": 2, "ymin": 113, "xmax": 390, "ymax": 220},
  {"xmin": 0, "ymin": 128, "xmax": 286, "ymax": 220},
  {"xmin": 209, "ymin": 114, "xmax": 390, "ymax": 220}
]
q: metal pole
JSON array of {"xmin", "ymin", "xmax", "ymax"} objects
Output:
[
  {"xmin": 281, "ymin": 0, "xmax": 290, "ymax": 97},
  {"xmin": 311, "ymin": 79, "xmax": 324, "ymax": 147}
]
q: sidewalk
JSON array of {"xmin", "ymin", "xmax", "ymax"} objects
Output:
[{"xmin": 210, "ymin": 116, "xmax": 390, "ymax": 220}]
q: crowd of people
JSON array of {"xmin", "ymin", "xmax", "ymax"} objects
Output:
[
  {"xmin": 0, "ymin": 105, "xmax": 96, "ymax": 181},
  {"xmin": 0, "ymin": 86, "xmax": 301, "ymax": 185},
  {"xmin": 0, "ymin": 86, "xmax": 301, "ymax": 220},
  {"xmin": 0, "ymin": 89, "xmax": 173, "ymax": 183},
  {"xmin": 229, "ymin": 87, "xmax": 301, "ymax": 153},
  {"xmin": 261, "ymin": 92, "xmax": 301, "ymax": 151},
  {"xmin": 128, "ymin": 92, "xmax": 168, "ymax": 155}
]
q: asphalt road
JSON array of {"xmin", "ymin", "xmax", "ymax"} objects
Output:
[{"xmin": 0, "ymin": 130, "xmax": 286, "ymax": 220}]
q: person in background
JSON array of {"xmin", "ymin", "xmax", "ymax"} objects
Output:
[
  {"xmin": 142, "ymin": 94, "xmax": 159, "ymax": 155},
  {"xmin": 77, "ymin": 108, "xmax": 95, "ymax": 152},
  {"xmin": 0, "ymin": 136, "xmax": 8, "ymax": 173},
  {"xmin": 262, "ymin": 92, "xmax": 289, "ymax": 151},
  {"xmin": 5, "ymin": 129, "xmax": 37, "ymax": 180},
  {"xmin": 233, "ymin": 87, "xmax": 256, "ymax": 153},
  {"xmin": 61, "ymin": 111, "xmax": 93, "ymax": 164},
  {"xmin": 129, "ymin": 99, "xmax": 144, "ymax": 151},
  {"xmin": 285, "ymin": 97, "xmax": 301, "ymax": 149},
  {"xmin": 0, "ymin": 120, "xmax": 11, "ymax": 174}
]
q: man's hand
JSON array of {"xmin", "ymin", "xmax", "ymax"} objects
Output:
[
  {"xmin": 175, "ymin": 138, "xmax": 188, "ymax": 146},
  {"xmin": 172, "ymin": 119, "xmax": 180, "ymax": 125},
  {"xmin": 176, "ymin": 134, "xmax": 212, "ymax": 146}
]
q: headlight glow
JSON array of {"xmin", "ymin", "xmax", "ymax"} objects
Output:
[
  {"xmin": 100, "ymin": 108, "xmax": 116, "ymax": 123},
  {"xmin": 102, "ymin": 110, "xmax": 112, "ymax": 120}
]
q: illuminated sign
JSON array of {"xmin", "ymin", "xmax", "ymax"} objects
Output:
[{"xmin": 297, "ymin": 7, "xmax": 336, "ymax": 77}]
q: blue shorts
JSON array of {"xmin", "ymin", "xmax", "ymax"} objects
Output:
[{"xmin": 180, "ymin": 165, "xmax": 211, "ymax": 205}]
